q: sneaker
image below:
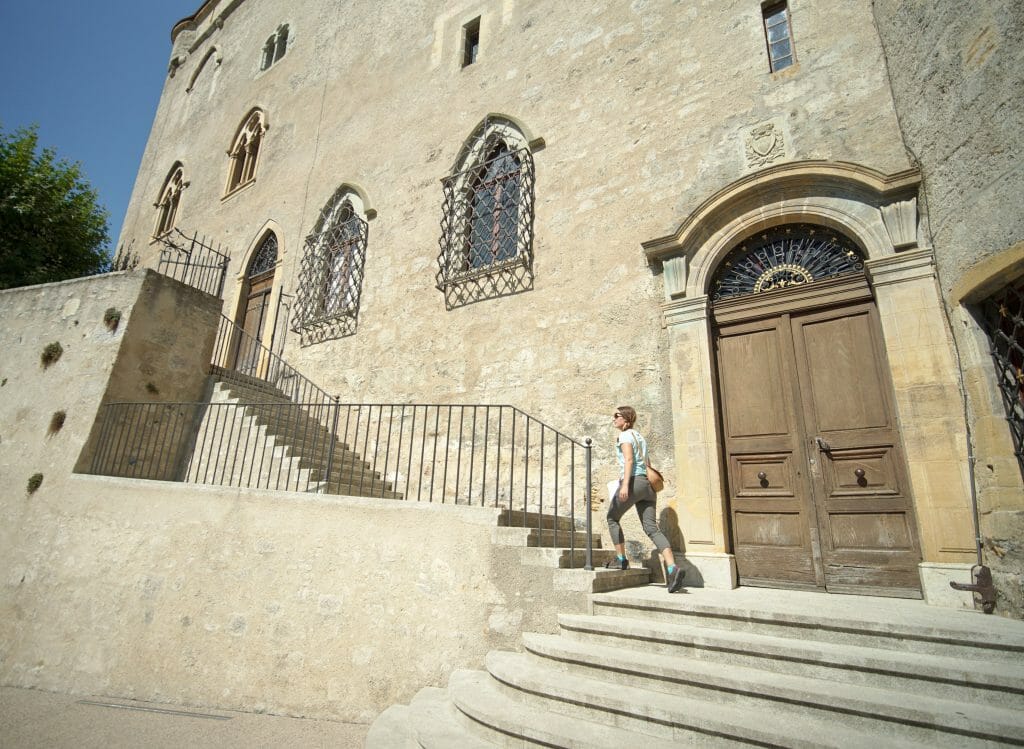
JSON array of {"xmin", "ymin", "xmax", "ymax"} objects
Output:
[
  {"xmin": 604, "ymin": 556, "xmax": 629, "ymax": 570},
  {"xmin": 667, "ymin": 565, "xmax": 686, "ymax": 593}
]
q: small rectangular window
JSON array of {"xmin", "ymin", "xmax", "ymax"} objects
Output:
[
  {"xmin": 462, "ymin": 17, "xmax": 481, "ymax": 67},
  {"xmin": 763, "ymin": 2, "xmax": 795, "ymax": 72}
]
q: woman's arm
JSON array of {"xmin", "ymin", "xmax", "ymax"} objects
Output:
[{"xmin": 618, "ymin": 441, "xmax": 634, "ymax": 500}]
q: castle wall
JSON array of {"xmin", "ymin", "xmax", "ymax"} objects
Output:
[{"xmin": 116, "ymin": 0, "xmax": 913, "ymax": 492}]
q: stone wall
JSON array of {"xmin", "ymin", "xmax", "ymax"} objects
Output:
[
  {"xmin": 874, "ymin": 0, "xmax": 1024, "ymax": 616},
  {"xmin": 0, "ymin": 476, "xmax": 589, "ymax": 723},
  {"xmin": 874, "ymin": 0, "xmax": 1024, "ymax": 289},
  {"xmin": 0, "ymin": 270, "xmax": 216, "ymax": 499}
]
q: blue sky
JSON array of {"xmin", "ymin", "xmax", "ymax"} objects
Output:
[{"xmin": 0, "ymin": 1, "xmax": 200, "ymax": 253}]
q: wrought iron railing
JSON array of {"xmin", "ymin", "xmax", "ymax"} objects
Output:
[
  {"xmin": 156, "ymin": 228, "xmax": 230, "ymax": 298},
  {"xmin": 211, "ymin": 314, "xmax": 334, "ymax": 412},
  {"xmin": 87, "ymin": 399, "xmax": 595, "ymax": 567}
]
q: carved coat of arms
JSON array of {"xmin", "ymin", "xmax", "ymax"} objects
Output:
[{"xmin": 745, "ymin": 123, "xmax": 786, "ymax": 168}]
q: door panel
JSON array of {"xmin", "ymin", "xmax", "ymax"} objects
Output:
[
  {"xmin": 716, "ymin": 292, "xmax": 922, "ymax": 596},
  {"xmin": 717, "ymin": 317, "xmax": 819, "ymax": 588},
  {"xmin": 234, "ymin": 272, "xmax": 273, "ymax": 374},
  {"xmin": 790, "ymin": 302, "xmax": 922, "ymax": 596}
]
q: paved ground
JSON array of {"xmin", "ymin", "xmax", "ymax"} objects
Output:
[{"xmin": 0, "ymin": 686, "xmax": 369, "ymax": 749}]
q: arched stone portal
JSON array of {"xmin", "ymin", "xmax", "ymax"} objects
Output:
[{"xmin": 643, "ymin": 161, "xmax": 977, "ymax": 605}]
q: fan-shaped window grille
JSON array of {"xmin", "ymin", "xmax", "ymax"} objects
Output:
[
  {"xmin": 249, "ymin": 233, "xmax": 278, "ymax": 277},
  {"xmin": 293, "ymin": 194, "xmax": 368, "ymax": 341},
  {"xmin": 711, "ymin": 224, "xmax": 865, "ymax": 302}
]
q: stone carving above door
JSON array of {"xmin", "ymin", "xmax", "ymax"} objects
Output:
[{"xmin": 743, "ymin": 120, "xmax": 787, "ymax": 169}]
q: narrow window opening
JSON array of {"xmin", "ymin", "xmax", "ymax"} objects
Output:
[
  {"xmin": 262, "ymin": 36, "xmax": 275, "ymax": 70},
  {"xmin": 462, "ymin": 17, "xmax": 481, "ymax": 67},
  {"xmin": 763, "ymin": 2, "xmax": 795, "ymax": 72},
  {"xmin": 275, "ymin": 25, "xmax": 289, "ymax": 63}
]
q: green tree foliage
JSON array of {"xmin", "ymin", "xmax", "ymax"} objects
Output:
[{"xmin": 0, "ymin": 124, "xmax": 110, "ymax": 289}]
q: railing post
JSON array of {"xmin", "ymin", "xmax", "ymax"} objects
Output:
[
  {"xmin": 323, "ymin": 396, "xmax": 341, "ymax": 494},
  {"xmin": 584, "ymin": 437, "xmax": 594, "ymax": 571}
]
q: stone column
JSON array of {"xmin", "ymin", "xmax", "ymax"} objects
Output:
[
  {"xmin": 662, "ymin": 294, "xmax": 736, "ymax": 588},
  {"xmin": 866, "ymin": 249, "xmax": 976, "ymax": 607}
]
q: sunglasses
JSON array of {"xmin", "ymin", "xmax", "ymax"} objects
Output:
[{"xmin": 613, "ymin": 412, "xmax": 623, "ymax": 418}]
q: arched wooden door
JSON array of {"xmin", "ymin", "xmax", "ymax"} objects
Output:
[
  {"xmin": 711, "ymin": 227, "xmax": 922, "ymax": 598},
  {"xmin": 234, "ymin": 234, "xmax": 278, "ymax": 375}
]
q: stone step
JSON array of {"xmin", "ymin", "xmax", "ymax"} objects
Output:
[
  {"xmin": 219, "ymin": 384, "xmax": 294, "ymax": 405},
  {"xmin": 446, "ymin": 669, "xmax": 685, "ymax": 748},
  {"xmin": 406, "ymin": 687, "xmax": 494, "ymax": 748},
  {"xmin": 517, "ymin": 633, "xmax": 1024, "ymax": 744},
  {"xmin": 518, "ymin": 546, "xmax": 617, "ymax": 569},
  {"xmin": 315, "ymin": 480, "xmax": 403, "ymax": 500},
  {"xmin": 550, "ymin": 567, "xmax": 653, "ymax": 594},
  {"xmin": 492, "ymin": 526, "xmax": 602, "ymax": 550},
  {"xmin": 556, "ymin": 613, "xmax": 1024, "ymax": 708},
  {"xmin": 470, "ymin": 654, "xmax": 931, "ymax": 748},
  {"xmin": 363, "ymin": 704, "xmax": 417, "ymax": 748},
  {"xmin": 498, "ymin": 509, "xmax": 579, "ymax": 532},
  {"xmin": 591, "ymin": 587, "xmax": 1024, "ymax": 659}
]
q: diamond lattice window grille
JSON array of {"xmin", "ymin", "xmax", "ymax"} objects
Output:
[
  {"xmin": 292, "ymin": 198, "xmax": 368, "ymax": 342},
  {"xmin": 710, "ymin": 224, "xmax": 866, "ymax": 302},
  {"xmin": 436, "ymin": 118, "xmax": 535, "ymax": 310},
  {"xmin": 979, "ymin": 277, "xmax": 1024, "ymax": 478}
]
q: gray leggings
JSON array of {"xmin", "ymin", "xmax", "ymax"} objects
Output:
[{"xmin": 607, "ymin": 475, "xmax": 671, "ymax": 553}]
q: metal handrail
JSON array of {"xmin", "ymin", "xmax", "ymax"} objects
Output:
[
  {"xmin": 87, "ymin": 400, "xmax": 595, "ymax": 568},
  {"xmin": 211, "ymin": 314, "xmax": 335, "ymax": 413}
]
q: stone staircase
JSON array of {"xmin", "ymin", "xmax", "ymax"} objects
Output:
[
  {"xmin": 367, "ymin": 585, "xmax": 1024, "ymax": 747},
  {"xmin": 206, "ymin": 367, "xmax": 401, "ymax": 498}
]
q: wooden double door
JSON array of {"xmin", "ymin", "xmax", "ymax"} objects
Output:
[
  {"xmin": 714, "ymin": 277, "xmax": 922, "ymax": 597},
  {"xmin": 233, "ymin": 271, "xmax": 274, "ymax": 375}
]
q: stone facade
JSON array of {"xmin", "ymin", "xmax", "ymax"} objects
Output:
[
  {"xmin": 874, "ymin": 0, "xmax": 1024, "ymax": 614},
  {"xmin": 111, "ymin": 1, "xmax": 1024, "ymax": 612}
]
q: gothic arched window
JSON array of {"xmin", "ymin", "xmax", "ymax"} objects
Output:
[
  {"xmin": 154, "ymin": 163, "xmax": 185, "ymax": 237},
  {"xmin": 293, "ymin": 189, "xmax": 369, "ymax": 339},
  {"xmin": 225, "ymin": 110, "xmax": 267, "ymax": 194},
  {"xmin": 261, "ymin": 24, "xmax": 289, "ymax": 71},
  {"xmin": 436, "ymin": 116, "xmax": 536, "ymax": 309}
]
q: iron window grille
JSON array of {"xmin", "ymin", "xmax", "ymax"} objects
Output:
[
  {"xmin": 978, "ymin": 277, "xmax": 1024, "ymax": 478},
  {"xmin": 436, "ymin": 126, "xmax": 535, "ymax": 310},
  {"xmin": 292, "ymin": 197, "xmax": 368, "ymax": 342},
  {"xmin": 710, "ymin": 224, "xmax": 865, "ymax": 302},
  {"xmin": 249, "ymin": 233, "xmax": 278, "ymax": 276}
]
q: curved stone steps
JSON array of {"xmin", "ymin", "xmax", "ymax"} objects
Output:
[{"xmin": 555, "ymin": 612, "xmax": 1024, "ymax": 707}]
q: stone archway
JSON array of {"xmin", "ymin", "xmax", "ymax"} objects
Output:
[{"xmin": 643, "ymin": 161, "xmax": 976, "ymax": 603}]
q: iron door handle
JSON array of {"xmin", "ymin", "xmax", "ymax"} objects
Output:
[{"xmin": 815, "ymin": 436, "xmax": 832, "ymax": 452}]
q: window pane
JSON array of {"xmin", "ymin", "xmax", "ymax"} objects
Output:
[
  {"xmin": 767, "ymin": 22, "xmax": 789, "ymax": 43},
  {"xmin": 770, "ymin": 39, "xmax": 792, "ymax": 60},
  {"xmin": 765, "ymin": 7, "xmax": 787, "ymax": 28},
  {"xmin": 772, "ymin": 54, "xmax": 794, "ymax": 71}
]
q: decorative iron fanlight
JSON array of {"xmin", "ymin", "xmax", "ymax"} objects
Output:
[{"xmin": 711, "ymin": 224, "xmax": 865, "ymax": 301}]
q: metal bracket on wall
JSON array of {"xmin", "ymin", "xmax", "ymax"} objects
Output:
[{"xmin": 949, "ymin": 564, "xmax": 997, "ymax": 614}]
